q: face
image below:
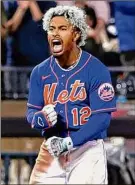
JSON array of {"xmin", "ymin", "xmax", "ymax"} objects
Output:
[{"xmin": 47, "ymin": 16, "xmax": 80, "ymax": 56}]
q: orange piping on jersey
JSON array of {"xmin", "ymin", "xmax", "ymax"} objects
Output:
[
  {"xmin": 27, "ymin": 103, "xmax": 42, "ymax": 109},
  {"xmin": 45, "ymin": 56, "xmax": 59, "ymax": 105},
  {"xmin": 91, "ymin": 107, "xmax": 117, "ymax": 113},
  {"xmin": 43, "ymin": 56, "xmax": 58, "ymax": 105},
  {"xmin": 50, "ymin": 56, "xmax": 59, "ymax": 83},
  {"xmin": 65, "ymin": 54, "xmax": 92, "ymax": 136}
]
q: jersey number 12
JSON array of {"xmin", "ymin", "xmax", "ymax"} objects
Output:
[{"xmin": 71, "ymin": 106, "xmax": 91, "ymax": 126}]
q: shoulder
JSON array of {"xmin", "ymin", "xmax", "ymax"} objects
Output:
[
  {"xmin": 82, "ymin": 51, "xmax": 111, "ymax": 82},
  {"xmin": 82, "ymin": 50, "xmax": 109, "ymax": 73},
  {"xmin": 90, "ymin": 55, "xmax": 109, "ymax": 72},
  {"xmin": 30, "ymin": 56, "xmax": 52, "ymax": 79}
]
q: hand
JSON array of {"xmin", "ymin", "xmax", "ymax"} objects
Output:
[
  {"xmin": 17, "ymin": 0, "xmax": 31, "ymax": 10},
  {"xmin": 45, "ymin": 136, "xmax": 73, "ymax": 157},
  {"xmin": 1, "ymin": 26, "xmax": 8, "ymax": 39},
  {"xmin": 4, "ymin": 19, "xmax": 14, "ymax": 29},
  {"xmin": 3, "ymin": 19, "xmax": 16, "ymax": 33},
  {"xmin": 31, "ymin": 104, "xmax": 57, "ymax": 130},
  {"xmin": 42, "ymin": 104, "xmax": 57, "ymax": 126}
]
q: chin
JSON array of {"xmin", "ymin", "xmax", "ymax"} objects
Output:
[{"xmin": 51, "ymin": 50, "xmax": 64, "ymax": 57}]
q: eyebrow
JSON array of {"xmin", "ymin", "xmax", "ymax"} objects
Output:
[{"xmin": 49, "ymin": 25, "xmax": 69, "ymax": 29}]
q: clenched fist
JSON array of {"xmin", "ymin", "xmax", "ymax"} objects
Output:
[
  {"xmin": 45, "ymin": 136, "xmax": 73, "ymax": 157},
  {"xmin": 31, "ymin": 104, "xmax": 57, "ymax": 130},
  {"xmin": 42, "ymin": 104, "xmax": 57, "ymax": 126}
]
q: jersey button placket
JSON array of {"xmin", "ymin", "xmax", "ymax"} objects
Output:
[
  {"xmin": 61, "ymin": 74, "xmax": 66, "ymax": 87},
  {"xmin": 61, "ymin": 74, "xmax": 65, "ymax": 78},
  {"xmin": 61, "ymin": 82, "xmax": 64, "ymax": 86}
]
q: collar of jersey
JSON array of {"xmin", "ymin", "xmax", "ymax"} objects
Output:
[{"xmin": 54, "ymin": 49, "xmax": 82, "ymax": 72}]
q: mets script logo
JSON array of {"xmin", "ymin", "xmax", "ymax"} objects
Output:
[
  {"xmin": 98, "ymin": 83, "xmax": 115, "ymax": 101},
  {"xmin": 43, "ymin": 80, "xmax": 87, "ymax": 105}
]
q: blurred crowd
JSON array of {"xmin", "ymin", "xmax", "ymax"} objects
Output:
[{"xmin": 1, "ymin": 0, "xmax": 135, "ymax": 100}]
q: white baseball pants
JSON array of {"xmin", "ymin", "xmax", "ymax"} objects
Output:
[{"xmin": 29, "ymin": 139, "xmax": 108, "ymax": 184}]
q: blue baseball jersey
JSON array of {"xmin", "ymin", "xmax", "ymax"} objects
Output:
[{"xmin": 26, "ymin": 50, "xmax": 116, "ymax": 147}]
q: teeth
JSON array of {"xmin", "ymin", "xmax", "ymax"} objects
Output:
[{"xmin": 53, "ymin": 40, "xmax": 59, "ymax": 42}]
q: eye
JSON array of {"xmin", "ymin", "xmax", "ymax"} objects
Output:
[
  {"xmin": 49, "ymin": 27, "xmax": 54, "ymax": 31},
  {"xmin": 60, "ymin": 27, "xmax": 67, "ymax": 31}
]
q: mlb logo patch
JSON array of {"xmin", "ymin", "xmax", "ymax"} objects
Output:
[{"xmin": 98, "ymin": 83, "xmax": 115, "ymax": 101}]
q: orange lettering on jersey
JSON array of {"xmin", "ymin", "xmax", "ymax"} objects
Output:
[
  {"xmin": 43, "ymin": 80, "xmax": 87, "ymax": 105},
  {"xmin": 76, "ymin": 87, "xmax": 86, "ymax": 101},
  {"xmin": 57, "ymin": 90, "xmax": 68, "ymax": 103},
  {"xmin": 44, "ymin": 83, "xmax": 57, "ymax": 105},
  {"xmin": 70, "ymin": 80, "xmax": 86, "ymax": 102}
]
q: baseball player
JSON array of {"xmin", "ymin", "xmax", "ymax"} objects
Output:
[{"xmin": 26, "ymin": 5, "xmax": 116, "ymax": 184}]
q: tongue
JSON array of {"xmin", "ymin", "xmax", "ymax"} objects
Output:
[{"xmin": 53, "ymin": 45, "xmax": 62, "ymax": 52}]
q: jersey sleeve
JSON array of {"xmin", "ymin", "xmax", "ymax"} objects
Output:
[
  {"xmin": 70, "ymin": 112, "xmax": 111, "ymax": 146},
  {"xmin": 89, "ymin": 62, "xmax": 116, "ymax": 114},
  {"xmin": 27, "ymin": 66, "xmax": 44, "ymax": 110},
  {"xmin": 26, "ymin": 66, "xmax": 51, "ymax": 130}
]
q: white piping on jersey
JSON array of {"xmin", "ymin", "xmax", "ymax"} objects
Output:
[
  {"xmin": 92, "ymin": 107, "xmax": 117, "ymax": 114},
  {"xmin": 27, "ymin": 103, "xmax": 42, "ymax": 109},
  {"xmin": 55, "ymin": 49, "xmax": 82, "ymax": 71}
]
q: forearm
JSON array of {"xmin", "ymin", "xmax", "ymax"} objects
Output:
[
  {"xmin": 97, "ymin": 19, "xmax": 109, "ymax": 44},
  {"xmin": 70, "ymin": 112, "xmax": 111, "ymax": 146},
  {"xmin": 26, "ymin": 108, "xmax": 51, "ymax": 130},
  {"xmin": 95, "ymin": 19, "xmax": 105, "ymax": 37},
  {"xmin": 87, "ymin": 19, "xmax": 106, "ymax": 43},
  {"xmin": 29, "ymin": 1, "xmax": 43, "ymax": 21},
  {"xmin": 10, "ymin": 7, "xmax": 27, "ymax": 31},
  {"xmin": 27, "ymin": 104, "xmax": 57, "ymax": 131},
  {"xmin": 44, "ymin": 113, "xmax": 111, "ymax": 157}
]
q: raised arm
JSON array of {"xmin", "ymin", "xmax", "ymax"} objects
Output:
[
  {"xmin": 4, "ymin": 0, "xmax": 30, "ymax": 32},
  {"xmin": 29, "ymin": 0, "xmax": 43, "ymax": 22}
]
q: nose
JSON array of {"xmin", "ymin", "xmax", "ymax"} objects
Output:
[{"xmin": 52, "ymin": 29, "xmax": 59, "ymax": 37}]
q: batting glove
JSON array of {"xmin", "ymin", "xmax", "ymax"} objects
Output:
[
  {"xmin": 42, "ymin": 104, "xmax": 57, "ymax": 126},
  {"xmin": 45, "ymin": 136, "xmax": 73, "ymax": 157},
  {"xmin": 32, "ymin": 104, "xmax": 57, "ymax": 130}
]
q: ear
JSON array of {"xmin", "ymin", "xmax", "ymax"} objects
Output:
[{"xmin": 73, "ymin": 30, "xmax": 81, "ymax": 43}]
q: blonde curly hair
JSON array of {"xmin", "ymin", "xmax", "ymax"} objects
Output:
[{"xmin": 42, "ymin": 5, "xmax": 88, "ymax": 46}]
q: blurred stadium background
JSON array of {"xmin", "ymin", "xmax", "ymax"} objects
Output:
[{"xmin": 1, "ymin": 0, "xmax": 135, "ymax": 184}]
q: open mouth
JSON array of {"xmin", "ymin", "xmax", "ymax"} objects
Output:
[{"xmin": 52, "ymin": 39, "xmax": 63, "ymax": 53}]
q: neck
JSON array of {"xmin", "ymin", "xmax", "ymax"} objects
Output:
[{"xmin": 55, "ymin": 47, "xmax": 81, "ymax": 68}]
